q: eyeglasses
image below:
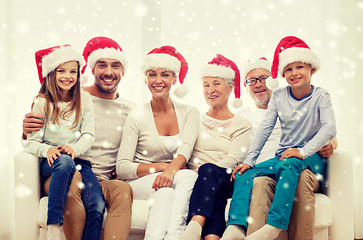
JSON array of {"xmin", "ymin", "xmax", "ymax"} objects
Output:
[{"xmin": 245, "ymin": 75, "xmax": 269, "ymax": 86}]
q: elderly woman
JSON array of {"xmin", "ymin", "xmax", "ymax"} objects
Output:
[
  {"xmin": 179, "ymin": 54, "xmax": 253, "ymax": 240},
  {"xmin": 116, "ymin": 46, "xmax": 199, "ymax": 240}
]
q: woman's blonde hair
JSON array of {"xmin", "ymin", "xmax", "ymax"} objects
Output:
[{"xmin": 35, "ymin": 62, "xmax": 82, "ymax": 128}]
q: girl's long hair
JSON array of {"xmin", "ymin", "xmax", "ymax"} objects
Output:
[{"xmin": 36, "ymin": 62, "xmax": 82, "ymax": 128}]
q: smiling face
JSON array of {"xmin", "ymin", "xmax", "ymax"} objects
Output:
[
  {"xmin": 245, "ymin": 68, "xmax": 272, "ymax": 109},
  {"xmin": 203, "ymin": 76, "xmax": 233, "ymax": 109},
  {"xmin": 92, "ymin": 58, "xmax": 123, "ymax": 95},
  {"xmin": 55, "ymin": 61, "xmax": 79, "ymax": 98},
  {"xmin": 145, "ymin": 68, "xmax": 177, "ymax": 99},
  {"xmin": 283, "ymin": 62, "xmax": 315, "ymax": 95}
]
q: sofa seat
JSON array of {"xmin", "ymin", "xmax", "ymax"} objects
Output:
[{"xmin": 14, "ymin": 150, "xmax": 355, "ymax": 240}]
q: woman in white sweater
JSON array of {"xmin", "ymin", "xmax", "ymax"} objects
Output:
[
  {"xmin": 116, "ymin": 46, "xmax": 199, "ymax": 240},
  {"xmin": 179, "ymin": 54, "xmax": 253, "ymax": 240}
]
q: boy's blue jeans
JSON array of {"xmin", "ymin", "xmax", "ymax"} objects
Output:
[
  {"xmin": 40, "ymin": 155, "xmax": 105, "ymax": 240},
  {"xmin": 227, "ymin": 153, "xmax": 326, "ymax": 231}
]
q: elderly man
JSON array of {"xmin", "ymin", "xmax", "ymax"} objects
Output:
[{"xmin": 22, "ymin": 36, "xmax": 134, "ymax": 240}]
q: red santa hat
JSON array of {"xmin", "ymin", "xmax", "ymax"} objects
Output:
[
  {"xmin": 141, "ymin": 46, "xmax": 188, "ymax": 84},
  {"xmin": 200, "ymin": 54, "xmax": 243, "ymax": 108},
  {"xmin": 35, "ymin": 44, "xmax": 85, "ymax": 84},
  {"xmin": 241, "ymin": 57, "xmax": 271, "ymax": 85},
  {"xmin": 271, "ymin": 36, "xmax": 321, "ymax": 79},
  {"xmin": 81, "ymin": 36, "xmax": 128, "ymax": 74}
]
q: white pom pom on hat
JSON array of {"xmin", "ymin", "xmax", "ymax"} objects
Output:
[
  {"xmin": 173, "ymin": 84, "xmax": 188, "ymax": 98},
  {"xmin": 266, "ymin": 76, "xmax": 280, "ymax": 91}
]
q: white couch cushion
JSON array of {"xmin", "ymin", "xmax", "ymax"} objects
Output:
[{"xmin": 314, "ymin": 193, "xmax": 333, "ymax": 227}]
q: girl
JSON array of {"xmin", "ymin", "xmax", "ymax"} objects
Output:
[
  {"xmin": 24, "ymin": 45, "xmax": 103, "ymax": 240},
  {"xmin": 116, "ymin": 46, "xmax": 199, "ymax": 240},
  {"xmin": 179, "ymin": 54, "xmax": 253, "ymax": 240}
]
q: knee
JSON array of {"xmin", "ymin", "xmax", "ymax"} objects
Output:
[
  {"xmin": 275, "ymin": 157, "xmax": 301, "ymax": 173},
  {"xmin": 175, "ymin": 169, "xmax": 198, "ymax": 184},
  {"xmin": 106, "ymin": 180, "xmax": 133, "ymax": 200},
  {"xmin": 253, "ymin": 176, "xmax": 276, "ymax": 192},
  {"xmin": 199, "ymin": 163, "xmax": 219, "ymax": 175},
  {"xmin": 198, "ymin": 163, "xmax": 221, "ymax": 181},
  {"xmin": 152, "ymin": 187, "xmax": 175, "ymax": 200},
  {"xmin": 295, "ymin": 169, "xmax": 319, "ymax": 196},
  {"xmin": 53, "ymin": 154, "xmax": 74, "ymax": 169}
]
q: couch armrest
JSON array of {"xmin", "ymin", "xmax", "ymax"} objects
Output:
[
  {"xmin": 326, "ymin": 150, "xmax": 354, "ymax": 240},
  {"xmin": 14, "ymin": 151, "xmax": 40, "ymax": 240}
]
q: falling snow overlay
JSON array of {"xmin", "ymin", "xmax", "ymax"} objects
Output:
[{"xmin": 3, "ymin": 0, "xmax": 363, "ymax": 239}]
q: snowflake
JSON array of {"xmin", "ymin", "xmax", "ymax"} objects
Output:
[
  {"xmin": 15, "ymin": 184, "xmax": 32, "ymax": 199},
  {"xmin": 193, "ymin": 158, "xmax": 200, "ymax": 164},
  {"xmin": 58, "ymin": 7, "xmax": 66, "ymax": 14},
  {"xmin": 102, "ymin": 141, "xmax": 112, "ymax": 148},
  {"xmin": 247, "ymin": 216, "xmax": 254, "ymax": 224}
]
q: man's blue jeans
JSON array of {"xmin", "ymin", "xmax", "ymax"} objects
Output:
[{"xmin": 41, "ymin": 155, "xmax": 105, "ymax": 240}]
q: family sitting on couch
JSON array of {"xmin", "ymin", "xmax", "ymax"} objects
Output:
[{"xmin": 21, "ymin": 36, "xmax": 336, "ymax": 240}]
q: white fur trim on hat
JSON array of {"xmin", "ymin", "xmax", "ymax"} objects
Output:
[
  {"xmin": 42, "ymin": 46, "xmax": 85, "ymax": 78},
  {"xmin": 278, "ymin": 47, "xmax": 320, "ymax": 76},
  {"xmin": 88, "ymin": 47, "xmax": 128, "ymax": 72},
  {"xmin": 242, "ymin": 59, "xmax": 271, "ymax": 80},
  {"xmin": 200, "ymin": 64, "xmax": 235, "ymax": 82},
  {"xmin": 141, "ymin": 53, "xmax": 181, "ymax": 73}
]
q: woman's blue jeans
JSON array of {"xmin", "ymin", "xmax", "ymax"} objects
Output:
[{"xmin": 40, "ymin": 155, "xmax": 105, "ymax": 240}]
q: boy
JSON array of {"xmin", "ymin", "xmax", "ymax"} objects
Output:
[{"xmin": 221, "ymin": 36, "xmax": 336, "ymax": 240}]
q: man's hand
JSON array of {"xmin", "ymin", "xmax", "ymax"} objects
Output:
[
  {"xmin": 230, "ymin": 163, "xmax": 251, "ymax": 181},
  {"xmin": 47, "ymin": 147, "xmax": 61, "ymax": 167},
  {"xmin": 58, "ymin": 145, "xmax": 76, "ymax": 159},
  {"xmin": 279, "ymin": 148, "xmax": 302, "ymax": 160},
  {"xmin": 22, "ymin": 112, "xmax": 44, "ymax": 139},
  {"xmin": 317, "ymin": 142, "xmax": 334, "ymax": 158}
]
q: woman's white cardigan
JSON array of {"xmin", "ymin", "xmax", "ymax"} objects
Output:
[{"xmin": 116, "ymin": 101, "xmax": 199, "ymax": 180}]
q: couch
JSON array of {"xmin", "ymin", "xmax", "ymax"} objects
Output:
[{"xmin": 14, "ymin": 150, "xmax": 354, "ymax": 240}]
